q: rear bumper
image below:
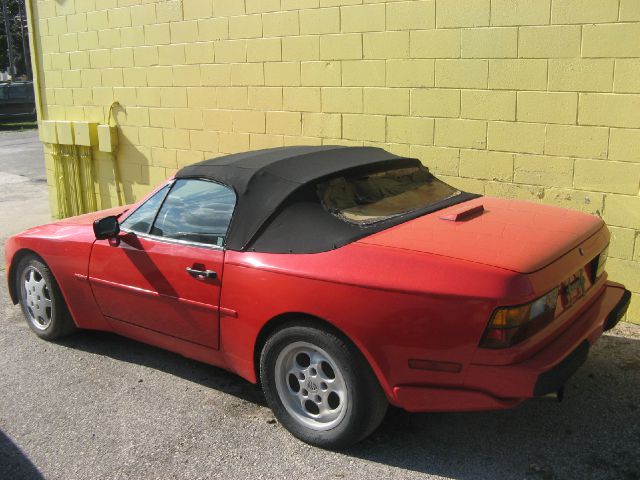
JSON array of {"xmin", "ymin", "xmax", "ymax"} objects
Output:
[{"xmin": 394, "ymin": 282, "xmax": 630, "ymax": 413}]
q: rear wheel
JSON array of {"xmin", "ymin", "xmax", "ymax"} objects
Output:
[
  {"xmin": 260, "ymin": 323, "xmax": 388, "ymax": 449},
  {"xmin": 15, "ymin": 255, "xmax": 76, "ymax": 340}
]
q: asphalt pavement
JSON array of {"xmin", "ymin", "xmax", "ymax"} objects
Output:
[{"xmin": 1, "ymin": 130, "xmax": 639, "ymax": 480}]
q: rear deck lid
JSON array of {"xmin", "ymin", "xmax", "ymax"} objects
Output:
[{"xmin": 357, "ymin": 197, "xmax": 604, "ymax": 273}]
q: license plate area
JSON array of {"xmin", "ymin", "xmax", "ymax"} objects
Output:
[{"xmin": 559, "ymin": 264, "xmax": 594, "ymax": 311}]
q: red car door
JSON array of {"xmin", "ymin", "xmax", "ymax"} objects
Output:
[{"xmin": 88, "ymin": 179, "xmax": 235, "ymax": 349}]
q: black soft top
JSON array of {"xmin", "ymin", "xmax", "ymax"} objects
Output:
[{"xmin": 176, "ymin": 146, "xmax": 477, "ymax": 253}]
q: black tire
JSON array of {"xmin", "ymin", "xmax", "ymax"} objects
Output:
[
  {"xmin": 260, "ymin": 322, "xmax": 388, "ymax": 449},
  {"xmin": 15, "ymin": 254, "xmax": 76, "ymax": 340}
]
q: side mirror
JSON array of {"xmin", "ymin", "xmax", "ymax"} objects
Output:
[{"xmin": 93, "ymin": 216, "xmax": 120, "ymax": 241}]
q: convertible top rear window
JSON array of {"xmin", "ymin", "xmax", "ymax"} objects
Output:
[{"xmin": 318, "ymin": 165, "xmax": 460, "ymax": 225}]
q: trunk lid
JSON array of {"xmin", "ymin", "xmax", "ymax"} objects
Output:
[{"xmin": 357, "ymin": 197, "xmax": 604, "ymax": 273}]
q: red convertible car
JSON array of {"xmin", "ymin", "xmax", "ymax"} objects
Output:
[{"xmin": 5, "ymin": 146, "xmax": 631, "ymax": 448}]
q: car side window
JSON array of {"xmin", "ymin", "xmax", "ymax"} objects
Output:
[
  {"xmin": 120, "ymin": 184, "xmax": 170, "ymax": 234},
  {"xmin": 150, "ymin": 179, "xmax": 236, "ymax": 247}
]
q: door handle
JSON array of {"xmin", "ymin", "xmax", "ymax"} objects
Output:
[{"xmin": 186, "ymin": 267, "xmax": 217, "ymax": 280}]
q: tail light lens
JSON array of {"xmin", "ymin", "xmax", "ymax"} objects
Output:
[{"xmin": 480, "ymin": 288, "xmax": 559, "ymax": 349}]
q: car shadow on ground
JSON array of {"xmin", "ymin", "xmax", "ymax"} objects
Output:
[
  {"xmin": 57, "ymin": 329, "xmax": 640, "ymax": 480},
  {"xmin": 0, "ymin": 430, "xmax": 45, "ymax": 480}
]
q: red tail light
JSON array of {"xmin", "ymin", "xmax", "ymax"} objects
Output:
[{"xmin": 480, "ymin": 288, "xmax": 559, "ymax": 349}]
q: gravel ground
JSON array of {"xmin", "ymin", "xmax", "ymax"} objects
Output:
[{"xmin": 1, "ymin": 130, "xmax": 639, "ymax": 480}]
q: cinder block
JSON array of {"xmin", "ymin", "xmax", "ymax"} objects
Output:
[
  {"xmin": 608, "ymin": 226, "xmax": 637, "ymax": 260},
  {"xmin": 170, "ymin": 21, "xmax": 199, "ymax": 44},
  {"xmin": 321, "ymin": 87, "xmax": 363, "ymax": 113},
  {"xmin": 519, "ymin": 26, "xmax": 581, "ymax": 58},
  {"xmin": 249, "ymin": 87, "xmax": 283, "ymax": 110},
  {"xmin": 174, "ymin": 108, "xmax": 204, "ymax": 130},
  {"xmin": 302, "ymin": 113, "xmax": 342, "ymax": 138},
  {"xmin": 174, "ymin": 65, "xmax": 203, "ymax": 87},
  {"xmin": 157, "ymin": 0, "xmax": 185, "ymax": 23},
  {"xmin": 410, "ymin": 29, "xmax": 460, "ymax": 59},
  {"xmin": 203, "ymin": 109, "xmax": 232, "ymax": 131},
  {"xmin": 266, "ymin": 111, "xmax": 302, "ymax": 136},
  {"xmin": 583, "ymin": 24, "xmax": 640, "ymax": 58},
  {"xmin": 229, "ymin": 14, "xmax": 263, "ymax": 40},
  {"xmin": 262, "ymin": 11, "xmax": 300, "ymax": 37},
  {"xmin": 186, "ymin": 42, "xmax": 215, "ymax": 64},
  {"xmin": 321, "ymin": 34, "xmax": 363, "ymax": 60},
  {"xmin": 517, "ymin": 92, "xmax": 578, "ymax": 125},
  {"xmin": 436, "ymin": 59, "xmax": 488, "ymax": 89},
  {"xmin": 187, "ymin": 87, "xmax": 217, "ymax": 109},
  {"xmin": 364, "ymin": 88, "xmax": 409, "ymax": 115},
  {"xmin": 461, "ymin": 28, "xmax": 517, "ymax": 58},
  {"xmin": 579, "ymin": 93, "xmax": 640, "ymax": 129},
  {"xmin": 219, "ymin": 132, "xmax": 250, "ymax": 154},
  {"xmin": 460, "ymin": 149, "xmax": 513, "ymax": 182},
  {"xmin": 606, "ymin": 258, "xmax": 640, "ymax": 293},
  {"xmin": 411, "ymin": 89, "xmax": 460, "ymax": 118},
  {"xmin": 386, "ymin": 59, "xmax": 434, "ymax": 88},
  {"xmin": 363, "ymin": 32, "xmax": 409, "ymax": 59},
  {"xmin": 133, "ymin": 46, "xmax": 159, "ymax": 67},
  {"xmin": 545, "ymin": 125, "xmax": 609, "ymax": 158},
  {"xmin": 190, "ymin": 130, "xmax": 220, "ymax": 152},
  {"xmin": 514, "ymin": 154, "xmax": 574, "ymax": 187},
  {"xmin": 56, "ymin": 121, "xmax": 74, "ymax": 145},
  {"xmin": 121, "ymin": 26, "xmax": 145, "ymax": 48},
  {"xmin": 231, "ymin": 63, "xmax": 264, "ymax": 86},
  {"xmin": 386, "ymin": 1, "xmax": 435, "ymax": 30},
  {"xmin": 487, "ymin": 121, "xmax": 545, "ymax": 154},
  {"xmin": 163, "ymin": 129, "xmax": 191, "ymax": 150},
  {"xmin": 341, "ymin": 4, "xmax": 385, "ymax": 33},
  {"xmin": 489, "ymin": 59, "xmax": 547, "ymax": 90},
  {"xmin": 575, "ymin": 160, "xmax": 640, "ymax": 195},
  {"xmin": 183, "ymin": 0, "xmax": 213, "ymax": 20},
  {"xmin": 198, "ymin": 18, "xmax": 229, "ymax": 42},
  {"xmin": 201, "ymin": 64, "xmax": 232, "ymax": 86},
  {"xmin": 620, "ymin": 0, "xmax": 640, "ymax": 21},
  {"xmin": 301, "ymin": 61, "xmax": 341, "ymax": 86},
  {"xmin": 609, "ymin": 128, "xmax": 640, "ymax": 163},
  {"xmin": 250, "ymin": 134, "xmax": 285, "ymax": 150},
  {"xmin": 247, "ymin": 38, "xmax": 281, "ymax": 62},
  {"xmin": 436, "ymin": 0, "xmax": 490, "ymax": 28},
  {"xmin": 265, "ymin": 63, "xmax": 301, "ymax": 86},
  {"xmin": 139, "ymin": 127, "xmax": 164, "ymax": 148},
  {"xmin": 410, "ymin": 145, "xmax": 460, "ymax": 176},
  {"xmin": 283, "ymin": 87, "xmax": 322, "ymax": 112},
  {"xmin": 73, "ymin": 122, "xmax": 98, "ymax": 146},
  {"xmin": 551, "ymin": 0, "xmax": 619, "ymax": 24},
  {"xmin": 131, "ymin": 4, "xmax": 157, "ymax": 26},
  {"xmin": 299, "ymin": 8, "xmax": 340, "ymax": 35},
  {"xmin": 343, "ymin": 114, "xmax": 386, "ymax": 142},
  {"xmin": 282, "ymin": 36, "xmax": 320, "ymax": 61},
  {"xmin": 435, "ymin": 119, "xmax": 487, "ymax": 149},
  {"xmin": 213, "ymin": 0, "xmax": 246, "ymax": 17},
  {"xmin": 342, "ymin": 61, "xmax": 385, "ymax": 87},
  {"xmin": 460, "ymin": 90, "xmax": 515, "ymax": 121},
  {"xmin": 108, "ymin": 7, "xmax": 132, "ymax": 28},
  {"xmin": 217, "ymin": 87, "xmax": 249, "ymax": 110},
  {"xmin": 98, "ymin": 124, "xmax": 118, "ymax": 153},
  {"xmin": 387, "ymin": 116, "xmax": 434, "ymax": 145},
  {"xmin": 490, "ymin": 0, "xmax": 550, "ymax": 26},
  {"xmin": 145, "ymin": 24, "xmax": 171, "ymax": 46},
  {"xmin": 548, "ymin": 59, "xmax": 614, "ymax": 92},
  {"xmin": 247, "ymin": 0, "xmax": 281, "ymax": 14},
  {"xmin": 39, "ymin": 120, "xmax": 58, "ymax": 144},
  {"xmin": 614, "ymin": 60, "xmax": 640, "ymax": 94},
  {"xmin": 604, "ymin": 194, "xmax": 640, "ymax": 229},
  {"xmin": 544, "ymin": 187, "xmax": 604, "ymax": 215},
  {"xmin": 215, "ymin": 40, "xmax": 248, "ymax": 64}
]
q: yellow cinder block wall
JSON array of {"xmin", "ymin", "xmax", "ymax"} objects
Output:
[{"xmin": 29, "ymin": 0, "xmax": 640, "ymax": 323}]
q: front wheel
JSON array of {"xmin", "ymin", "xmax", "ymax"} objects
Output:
[
  {"xmin": 15, "ymin": 255, "xmax": 76, "ymax": 340},
  {"xmin": 260, "ymin": 323, "xmax": 388, "ymax": 449}
]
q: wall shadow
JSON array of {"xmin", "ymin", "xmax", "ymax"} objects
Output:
[
  {"xmin": 57, "ymin": 330, "xmax": 640, "ymax": 480},
  {"xmin": 0, "ymin": 430, "xmax": 44, "ymax": 480}
]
